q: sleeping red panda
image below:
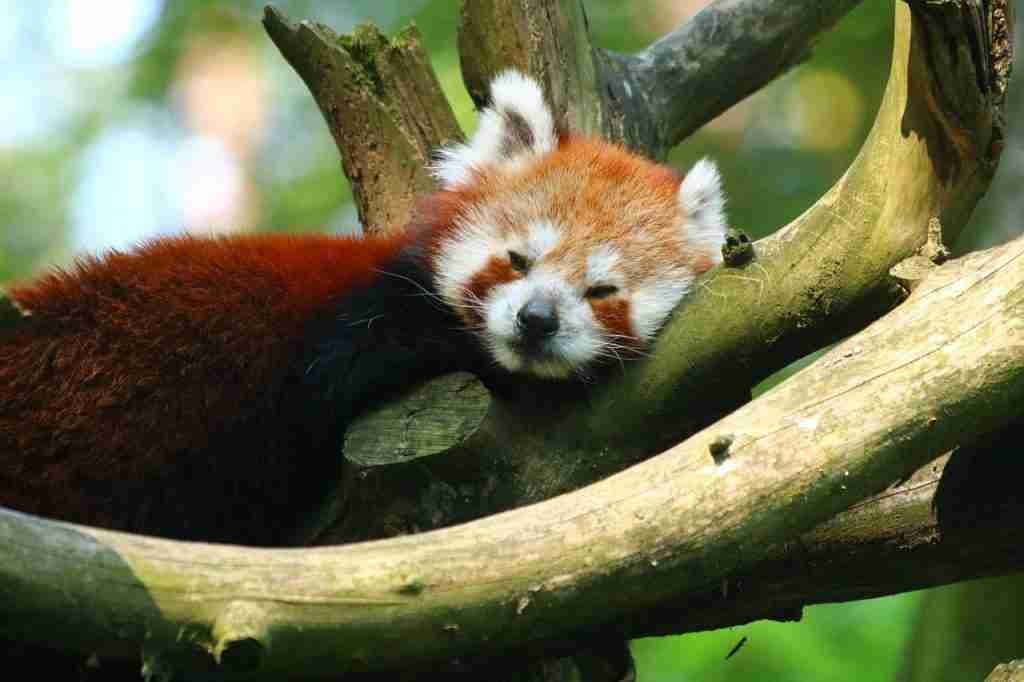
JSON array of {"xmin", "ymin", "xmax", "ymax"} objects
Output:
[{"xmin": 0, "ymin": 71, "xmax": 727, "ymax": 545}]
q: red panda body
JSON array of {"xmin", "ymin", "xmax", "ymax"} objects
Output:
[
  {"xmin": 0, "ymin": 71, "xmax": 728, "ymax": 544},
  {"xmin": 0, "ymin": 232, "xmax": 473, "ymax": 543}
]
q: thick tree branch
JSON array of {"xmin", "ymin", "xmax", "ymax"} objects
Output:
[
  {"xmin": 621, "ymin": 426, "xmax": 1024, "ymax": 639},
  {"xmin": 2, "ymin": 233, "xmax": 1023, "ymax": 676},
  {"xmin": 263, "ymin": 6, "xmax": 462, "ymax": 235},
  {"xmin": 452, "ymin": 435, "xmax": 1024, "ymax": 663},
  {"xmin": 325, "ymin": 0, "xmax": 1011, "ymax": 545},
  {"xmin": 989, "ymin": 661, "xmax": 1024, "ymax": 682},
  {"xmin": 459, "ymin": 0, "xmax": 871, "ymax": 158},
  {"xmin": 459, "ymin": 0, "xmax": 605, "ymax": 137},
  {"xmin": 607, "ymin": 0, "xmax": 870, "ymax": 154}
]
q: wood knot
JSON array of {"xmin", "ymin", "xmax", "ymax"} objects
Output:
[
  {"xmin": 212, "ymin": 601, "xmax": 271, "ymax": 673},
  {"xmin": 709, "ymin": 434, "xmax": 735, "ymax": 464},
  {"xmin": 722, "ymin": 229, "xmax": 754, "ymax": 267}
]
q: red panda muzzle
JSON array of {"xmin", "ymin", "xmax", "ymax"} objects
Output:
[{"xmin": 516, "ymin": 296, "xmax": 560, "ymax": 342}]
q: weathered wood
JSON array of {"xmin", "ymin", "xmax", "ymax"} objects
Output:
[
  {"xmin": 459, "ymin": 0, "xmax": 604, "ymax": 137},
  {"xmin": 2, "ymin": 232, "xmax": 1024, "ymax": 675},
  {"xmin": 453, "ymin": 433, "xmax": 1024, "ymax": 661},
  {"xmin": 605, "ymin": 0, "xmax": 870, "ymax": 156},
  {"xmin": 989, "ymin": 661, "xmax": 1024, "ymax": 682},
  {"xmin": 326, "ymin": 0, "xmax": 1011, "ymax": 546},
  {"xmin": 344, "ymin": 373, "xmax": 489, "ymax": 468},
  {"xmin": 460, "ymin": 0, "xmax": 870, "ymax": 158},
  {"xmin": 263, "ymin": 7, "xmax": 462, "ymax": 235},
  {"xmin": 303, "ymin": 373, "xmax": 491, "ymax": 544}
]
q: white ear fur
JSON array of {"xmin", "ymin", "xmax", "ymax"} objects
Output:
[
  {"xmin": 432, "ymin": 70, "xmax": 558, "ymax": 188},
  {"xmin": 678, "ymin": 157, "xmax": 728, "ymax": 266}
]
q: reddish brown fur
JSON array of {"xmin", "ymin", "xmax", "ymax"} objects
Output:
[
  {"xmin": 416, "ymin": 187, "xmax": 482, "ymax": 266},
  {"xmin": 411, "ymin": 189, "xmax": 480, "ymax": 250},
  {"xmin": 433, "ymin": 135, "xmax": 708, "ymax": 344},
  {"xmin": 451, "ymin": 135, "xmax": 699, "ymax": 286},
  {"xmin": 0, "ymin": 232, "xmax": 416, "ymax": 540},
  {"xmin": 589, "ymin": 298, "xmax": 638, "ymax": 345},
  {"xmin": 463, "ymin": 257, "xmax": 519, "ymax": 325},
  {"xmin": 0, "ymin": 126, "xmax": 714, "ymax": 539}
]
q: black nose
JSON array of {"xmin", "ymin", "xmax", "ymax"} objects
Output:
[{"xmin": 516, "ymin": 297, "xmax": 559, "ymax": 341}]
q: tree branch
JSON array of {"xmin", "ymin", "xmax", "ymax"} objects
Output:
[
  {"xmin": 262, "ymin": 6, "xmax": 462, "ymax": 235},
  {"xmin": 2, "ymin": 232, "xmax": 1024, "ymax": 676},
  {"xmin": 620, "ymin": 426, "xmax": 1024, "ymax": 639},
  {"xmin": 324, "ymin": 0, "xmax": 1011, "ymax": 544},
  {"xmin": 459, "ymin": 0, "xmax": 605, "ymax": 137},
  {"xmin": 989, "ymin": 661, "xmax": 1024, "ymax": 682},
  {"xmin": 607, "ymin": 0, "xmax": 870, "ymax": 154},
  {"xmin": 449, "ymin": 433, "xmax": 1024, "ymax": 664},
  {"xmin": 459, "ymin": 0, "xmax": 871, "ymax": 158}
]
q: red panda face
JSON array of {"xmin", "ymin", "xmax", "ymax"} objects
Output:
[{"xmin": 429, "ymin": 72, "xmax": 727, "ymax": 379}]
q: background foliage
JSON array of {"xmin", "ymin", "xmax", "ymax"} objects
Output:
[{"xmin": 1, "ymin": 1, "xmax": 1020, "ymax": 678}]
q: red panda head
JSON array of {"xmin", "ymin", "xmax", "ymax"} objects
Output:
[{"xmin": 428, "ymin": 71, "xmax": 727, "ymax": 379}]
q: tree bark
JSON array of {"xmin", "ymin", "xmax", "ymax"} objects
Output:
[
  {"xmin": 2, "ymin": 229, "xmax": 1023, "ymax": 677},
  {"xmin": 989, "ymin": 661, "xmax": 1024, "ymax": 682},
  {"xmin": 263, "ymin": 7, "xmax": 462, "ymax": 235},
  {"xmin": 319, "ymin": 0, "xmax": 1010, "ymax": 546}
]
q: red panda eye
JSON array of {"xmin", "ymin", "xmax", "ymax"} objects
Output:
[
  {"xmin": 586, "ymin": 284, "xmax": 619, "ymax": 299},
  {"xmin": 508, "ymin": 250, "xmax": 530, "ymax": 273}
]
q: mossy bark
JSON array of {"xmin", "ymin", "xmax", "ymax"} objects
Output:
[
  {"xmin": 331, "ymin": 0, "xmax": 1010, "ymax": 546},
  {"xmin": 2, "ymin": 225, "xmax": 1024, "ymax": 678},
  {"xmin": 263, "ymin": 7, "xmax": 462, "ymax": 235},
  {"xmin": 989, "ymin": 661, "xmax": 1024, "ymax": 682}
]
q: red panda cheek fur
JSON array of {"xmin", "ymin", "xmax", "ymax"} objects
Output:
[
  {"xmin": 463, "ymin": 257, "xmax": 520, "ymax": 326},
  {"xmin": 589, "ymin": 298, "xmax": 640, "ymax": 347}
]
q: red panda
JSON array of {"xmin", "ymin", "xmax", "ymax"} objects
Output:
[
  {"xmin": 0, "ymin": 71, "xmax": 727, "ymax": 545},
  {"xmin": 431, "ymin": 72, "xmax": 727, "ymax": 378}
]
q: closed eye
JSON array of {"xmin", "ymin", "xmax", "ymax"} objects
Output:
[
  {"xmin": 508, "ymin": 250, "xmax": 530, "ymax": 273},
  {"xmin": 585, "ymin": 284, "xmax": 619, "ymax": 299}
]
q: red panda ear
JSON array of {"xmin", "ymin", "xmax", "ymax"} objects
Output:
[
  {"xmin": 432, "ymin": 70, "xmax": 558, "ymax": 188},
  {"xmin": 679, "ymin": 157, "xmax": 728, "ymax": 267}
]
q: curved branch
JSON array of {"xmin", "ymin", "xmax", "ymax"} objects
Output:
[
  {"xmin": 2, "ymin": 231, "xmax": 1024, "ymax": 676},
  {"xmin": 989, "ymin": 661, "xmax": 1024, "ymax": 682},
  {"xmin": 327, "ymin": 0, "xmax": 1011, "ymax": 544},
  {"xmin": 621, "ymin": 426, "xmax": 1024, "ymax": 639},
  {"xmin": 453, "ymin": 436, "xmax": 1024, "ymax": 662},
  {"xmin": 459, "ymin": 0, "xmax": 870, "ymax": 158},
  {"xmin": 607, "ymin": 0, "xmax": 870, "ymax": 155},
  {"xmin": 581, "ymin": 0, "xmax": 1008, "ymax": 436}
]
